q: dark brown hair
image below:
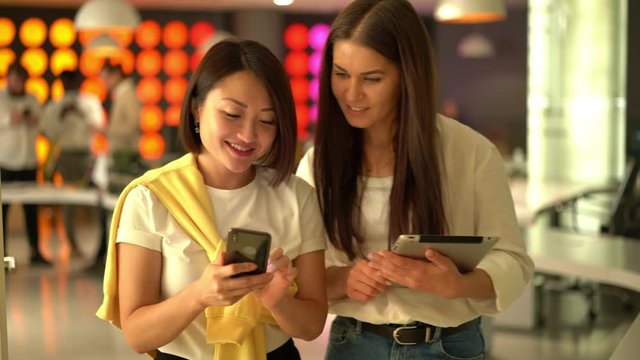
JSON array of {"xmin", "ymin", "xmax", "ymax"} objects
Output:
[
  {"xmin": 314, "ymin": 0, "xmax": 447, "ymax": 259},
  {"xmin": 60, "ymin": 69, "xmax": 82, "ymax": 91},
  {"xmin": 179, "ymin": 39, "xmax": 297, "ymax": 185},
  {"xmin": 7, "ymin": 62, "xmax": 28, "ymax": 81}
]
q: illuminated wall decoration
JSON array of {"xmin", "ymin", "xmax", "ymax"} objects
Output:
[
  {"xmin": 0, "ymin": 17, "xmax": 16, "ymax": 47},
  {"xmin": 0, "ymin": 10, "xmax": 224, "ymax": 163},
  {"xmin": 283, "ymin": 22, "xmax": 330, "ymax": 141}
]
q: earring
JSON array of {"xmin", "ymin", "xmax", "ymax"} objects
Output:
[{"xmin": 195, "ymin": 124, "xmax": 200, "ymax": 134}]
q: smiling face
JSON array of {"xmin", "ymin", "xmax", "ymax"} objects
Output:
[
  {"xmin": 331, "ymin": 40, "xmax": 401, "ymax": 136},
  {"xmin": 195, "ymin": 70, "xmax": 277, "ymax": 189}
]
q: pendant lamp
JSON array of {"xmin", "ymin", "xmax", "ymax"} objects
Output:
[
  {"xmin": 84, "ymin": 33, "xmax": 123, "ymax": 57},
  {"xmin": 435, "ymin": 0, "xmax": 506, "ymax": 24},
  {"xmin": 74, "ymin": 0, "xmax": 141, "ymax": 31}
]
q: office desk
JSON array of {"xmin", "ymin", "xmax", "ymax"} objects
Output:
[
  {"xmin": 610, "ymin": 312, "xmax": 640, "ymax": 360},
  {"xmin": 531, "ymin": 227, "xmax": 640, "ymax": 360},
  {"xmin": 509, "ymin": 178, "xmax": 611, "ymax": 227},
  {"xmin": 526, "ymin": 225, "xmax": 640, "ymax": 293},
  {"xmin": 1, "ymin": 182, "xmax": 101, "ymax": 206}
]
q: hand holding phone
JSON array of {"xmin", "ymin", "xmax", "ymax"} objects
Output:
[{"xmin": 224, "ymin": 228, "xmax": 271, "ymax": 278}]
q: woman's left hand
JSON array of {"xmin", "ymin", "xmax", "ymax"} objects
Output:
[
  {"xmin": 367, "ymin": 249, "xmax": 464, "ymax": 298},
  {"xmin": 253, "ymin": 247, "xmax": 298, "ymax": 309}
]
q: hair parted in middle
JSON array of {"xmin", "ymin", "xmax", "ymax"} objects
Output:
[
  {"xmin": 313, "ymin": 0, "xmax": 447, "ymax": 259},
  {"xmin": 178, "ymin": 38, "xmax": 297, "ymax": 186}
]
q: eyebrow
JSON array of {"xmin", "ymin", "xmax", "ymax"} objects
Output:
[
  {"xmin": 333, "ymin": 64, "xmax": 385, "ymax": 76},
  {"xmin": 221, "ymin": 97, "xmax": 274, "ymax": 112}
]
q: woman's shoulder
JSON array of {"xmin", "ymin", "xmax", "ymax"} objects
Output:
[
  {"xmin": 257, "ymin": 166, "xmax": 315, "ymax": 197},
  {"xmin": 437, "ymin": 114, "xmax": 496, "ymax": 154}
]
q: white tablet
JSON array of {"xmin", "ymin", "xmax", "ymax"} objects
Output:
[{"xmin": 391, "ymin": 235, "xmax": 498, "ymax": 272}]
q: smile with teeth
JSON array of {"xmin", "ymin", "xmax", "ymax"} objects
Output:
[{"xmin": 227, "ymin": 141, "xmax": 254, "ymax": 155}]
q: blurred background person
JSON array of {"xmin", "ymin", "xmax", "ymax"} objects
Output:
[
  {"xmin": 0, "ymin": 62, "xmax": 47, "ymax": 265},
  {"xmin": 40, "ymin": 69, "xmax": 106, "ymax": 259},
  {"xmin": 99, "ymin": 62, "xmax": 141, "ymax": 183},
  {"xmin": 41, "ymin": 69, "xmax": 105, "ymax": 185}
]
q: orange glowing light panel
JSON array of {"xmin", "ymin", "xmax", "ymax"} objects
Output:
[
  {"xmin": 137, "ymin": 77, "xmax": 163, "ymax": 104},
  {"xmin": 49, "ymin": 18, "xmax": 76, "ymax": 48},
  {"xmin": 190, "ymin": 51, "xmax": 204, "ymax": 72},
  {"xmin": 136, "ymin": 49, "xmax": 162, "ymax": 77},
  {"xmin": 21, "ymin": 48, "xmax": 48, "ymax": 77},
  {"xmin": 81, "ymin": 77, "xmax": 107, "ymax": 102},
  {"xmin": 163, "ymin": 21, "xmax": 188, "ymax": 49},
  {"xmin": 91, "ymin": 132, "xmax": 108, "ymax": 155},
  {"xmin": 50, "ymin": 49, "xmax": 78, "ymax": 75},
  {"xmin": 78, "ymin": 30, "xmax": 99, "ymax": 46},
  {"xmin": 284, "ymin": 51, "xmax": 309, "ymax": 77},
  {"xmin": 109, "ymin": 49, "xmax": 135, "ymax": 74},
  {"xmin": 140, "ymin": 105, "xmax": 164, "ymax": 133},
  {"xmin": 163, "ymin": 49, "xmax": 188, "ymax": 77},
  {"xmin": 290, "ymin": 77, "xmax": 310, "ymax": 103},
  {"xmin": 296, "ymin": 103, "xmax": 310, "ymax": 140},
  {"xmin": 25, "ymin": 77, "xmax": 49, "ymax": 103},
  {"xmin": 0, "ymin": 48, "xmax": 16, "ymax": 76},
  {"xmin": 109, "ymin": 28, "xmax": 134, "ymax": 47},
  {"xmin": 50, "ymin": 79, "xmax": 64, "ymax": 100},
  {"xmin": 284, "ymin": 23, "xmax": 308, "ymax": 51},
  {"xmin": 165, "ymin": 105, "xmax": 181, "ymax": 127},
  {"xmin": 136, "ymin": 20, "xmax": 161, "ymax": 49},
  {"xmin": 164, "ymin": 77, "xmax": 187, "ymax": 104},
  {"xmin": 79, "ymin": 52, "xmax": 105, "ymax": 77},
  {"xmin": 190, "ymin": 21, "xmax": 215, "ymax": 48},
  {"xmin": 35, "ymin": 134, "xmax": 50, "ymax": 167},
  {"xmin": 19, "ymin": 18, "xmax": 47, "ymax": 48},
  {"xmin": 138, "ymin": 133, "xmax": 166, "ymax": 160},
  {"xmin": 0, "ymin": 17, "xmax": 16, "ymax": 47}
]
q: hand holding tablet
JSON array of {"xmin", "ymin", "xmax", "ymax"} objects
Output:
[{"xmin": 391, "ymin": 235, "xmax": 498, "ymax": 272}]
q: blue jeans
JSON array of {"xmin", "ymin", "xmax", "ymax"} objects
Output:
[{"xmin": 326, "ymin": 316, "xmax": 485, "ymax": 360}]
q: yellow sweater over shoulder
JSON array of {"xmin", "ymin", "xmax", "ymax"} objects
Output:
[{"xmin": 96, "ymin": 153, "xmax": 294, "ymax": 360}]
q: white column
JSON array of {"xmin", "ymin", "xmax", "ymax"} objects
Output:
[{"xmin": 528, "ymin": 0, "xmax": 627, "ymax": 182}]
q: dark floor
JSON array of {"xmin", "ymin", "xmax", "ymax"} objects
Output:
[{"xmin": 3, "ymin": 204, "xmax": 639, "ymax": 360}]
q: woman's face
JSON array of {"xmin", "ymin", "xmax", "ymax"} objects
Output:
[
  {"xmin": 195, "ymin": 70, "xmax": 277, "ymax": 189},
  {"xmin": 331, "ymin": 40, "xmax": 401, "ymax": 134}
]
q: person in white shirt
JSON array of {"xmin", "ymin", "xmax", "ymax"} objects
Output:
[
  {"xmin": 40, "ymin": 69, "xmax": 106, "ymax": 257},
  {"xmin": 295, "ymin": 1, "xmax": 534, "ymax": 359},
  {"xmin": 41, "ymin": 69, "xmax": 105, "ymax": 183},
  {"xmin": 100, "ymin": 62, "xmax": 141, "ymax": 175},
  {"xmin": 100, "ymin": 39, "xmax": 327, "ymax": 360},
  {"xmin": 0, "ymin": 62, "xmax": 47, "ymax": 265}
]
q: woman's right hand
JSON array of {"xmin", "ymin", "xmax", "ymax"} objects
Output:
[
  {"xmin": 345, "ymin": 260, "xmax": 391, "ymax": 302},
  {"xmin": 195, "ymin": 251, "xmax": 274, "ymax": 308}
]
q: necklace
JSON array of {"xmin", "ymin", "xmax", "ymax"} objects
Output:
[{"xmin": 362, "ymin": 152, "xmax": 395, "ymax": 177}]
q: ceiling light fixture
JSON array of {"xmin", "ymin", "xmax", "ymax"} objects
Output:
[
  {"xmin": 457, "ymin": 32, "xmax": 495, "ymax": 59},
  {"xmin": 84, "ymin": 33, "xmax": 123, "ymax": 57},
  {"xmin": 273, "ymin": 0, "xmax": 294, "ymax": 6},
  {"xmin": 435, "ymin": 0, "xmax": 506, "ymax": 24},
  {"xmin": 74, "ymin": 0, "xmax": 141, "ymax": 31}
]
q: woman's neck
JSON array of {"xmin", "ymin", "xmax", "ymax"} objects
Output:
[
  {"xmin": 362, "ymin": 129, "xmax": 395, "ymax": 178},
  {"xmin": 196, "ymin": 154, "xmax": 256, "ymax": 189}
]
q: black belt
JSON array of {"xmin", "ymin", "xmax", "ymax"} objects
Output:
[{"xmin": 360, "ymin": 318, "xmax": 479, "ymax": 345}]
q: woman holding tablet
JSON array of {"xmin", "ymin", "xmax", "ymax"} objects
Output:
[{"xmin": 296, "ymin": 0, "xmax": 534, "ymax": 359}]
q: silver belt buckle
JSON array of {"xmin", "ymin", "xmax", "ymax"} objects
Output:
[{"xmin": 392, "ymin": 325, "xmax": 417, "ymax": 345}]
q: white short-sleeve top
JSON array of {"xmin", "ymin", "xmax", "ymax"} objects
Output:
[{"xmin": 116, "ymin": 167, "xmax": 326, "ymax": 359}]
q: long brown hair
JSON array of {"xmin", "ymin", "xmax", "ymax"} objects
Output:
[
  {"xmin": 314, "ymin": 0, "xmax": 447, "ymax": 259},
  {"xmin": 179, "ymin": 39, "xmax": 297, "ymax": 185}
]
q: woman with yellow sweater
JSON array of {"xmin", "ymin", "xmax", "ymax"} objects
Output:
[{"xmin": 97, "ymin": 39, "xmax": 328, "ymax": 360}]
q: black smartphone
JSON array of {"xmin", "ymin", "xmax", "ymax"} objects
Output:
[{"xmin": 224, "ymin": 228, "xmax": 271, "ymax": 277}]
